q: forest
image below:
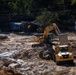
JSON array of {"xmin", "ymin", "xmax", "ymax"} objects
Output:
[{"xmin": 0, "ymin": 0, "xmax": 76, "ymax": 31}]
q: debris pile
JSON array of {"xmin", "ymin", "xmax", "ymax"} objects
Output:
[
  {"xmin": 0, "ymin": 33, "xmax": 76, "ymax": 75},
  {"xmin": 0, "ymin": 68, "xmax": 22, "ymax": 75},
  {"xmin": 0, "ymin": 34, "xmax": 8, "ymax": 40}
]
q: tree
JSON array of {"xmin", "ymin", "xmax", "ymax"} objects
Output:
[
  {"xmin": 8, "ymin": 0, "xmax": 34, "ymax": 14},
  {"xmin": 36, "ymin": 9, "xmax": 58, "ymax": 31},
  {"xmin": 71, "ymin": 0, "xmax": 76, "ymax": 4}
]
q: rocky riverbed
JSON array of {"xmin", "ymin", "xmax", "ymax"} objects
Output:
[{"xmin": 0, "ymin": 33, "xmax": 76, "ymax": 75}]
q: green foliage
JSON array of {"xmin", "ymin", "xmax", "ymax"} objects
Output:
[
  {"xmin": 8, "ymin": 2, "xmax": 17, "ymax": 11},
  {"xmin": 0, "ymin": 0, "xmax": 76, "ymax": 30},
  {"xmin": 8, "ymin": 0, "xmax": 34, "ymax": 14},
  {"xmin": 71, "ymin": 0, "xmax": 76, "ymax": 4},
  {"xmin": 51, "ymin": 0, "xmax": 64, "ymax": 5},
  {"xmin": 36, "ymin": 9, "xmax": 58, "ymax": 25},
  {"xmin": 35, "ymin": 9, "xmax": 59, "ymax": 32},
  {"xmin": 37, "ymin": 27, "xmax": 43, "ymax": 33},
  {"xmin": 56, "ymin": 0, "xmax": 64, "ymax": 4}
]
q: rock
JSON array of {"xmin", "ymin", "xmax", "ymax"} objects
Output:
[
  {"xmin": 0, "ymin": 50, "xmax": 20, "ymax": 57},
  {"xmin": 25, "ymin": 67, "xmax": 31, "ymax": 71},
  {"xmin": 0, "ymin": 57, "xmax": 16, "ymax": 67},
  {"xmin": 28, "ymin": 62, "xmax": 35, "ymax": 66},
  {"xmin": 0, "ymin": 34, "xmax": 8, "ymax": 40},
  {"xmin": 17, "ymin": 59, "xmax": 25, "ymax": 65},
  {"xmin": 8, "ymin": 63, "xmax": 20, "ymax": 68},
  {"xmin": 28, "ymin": 71, "xmax": 34, "ymax": 75},
  {"xmin": 0, "ymin": 68, "xmax": 22, "ymax": 75},
  {"xmin": 0, "ymin": 61, "xmax": 4, "ymax": 67}
]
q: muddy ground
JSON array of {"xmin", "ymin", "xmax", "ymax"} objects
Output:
[{"xmin": 0, "ymin": 33, "xmax": 76, "ymax": 75}]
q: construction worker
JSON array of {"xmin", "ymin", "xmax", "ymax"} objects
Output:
[{"xmin": 27, "ymin": 23, "xmax": 31, "ymax": 34}]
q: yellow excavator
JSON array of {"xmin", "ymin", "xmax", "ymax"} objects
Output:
[
  {"xmin": 33, "ymin": 23, "xmax": 74, "ymax": 65},
  {"xmin": 34, "ymin": 23, "xmax": 60, "ymax": 44}
]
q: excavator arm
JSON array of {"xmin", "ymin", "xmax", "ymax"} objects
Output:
[
  {"xmin": 34, "ymin": 23, "xmax": 60, "ymax": 44},
  {"xmin": 43, "ymin": 23, "xmax": 60, "ymax": 39}
]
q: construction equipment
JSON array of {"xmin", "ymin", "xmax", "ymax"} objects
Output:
[
  {"xmin": 33, "ymin": 23, "xmax": 60, "ymax": 45},
  {"xmin": 40, "ymin": 34, "xmax": 74, "ymax": 65},
  {"xmin": 33, "ymin": 23, "xmax": 74, "ymax": 65},
  {"xmin": 50, "ymin": 34, "xmax": 73, "ymax": 64},
  {"xmin": 52, "ymin": 44, "xmax": 73, "ymax": 65}
]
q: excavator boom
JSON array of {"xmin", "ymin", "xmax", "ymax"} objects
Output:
[
  {"xmin": 34, "ymin": 23, "xmax": 61, "ymax": 44},
  {"xmin": 43, "ymin": 23, "xmax": 60, "ymax": 39}
]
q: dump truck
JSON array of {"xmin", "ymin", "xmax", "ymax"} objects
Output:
[{"xmin": 52, "ymin": 34, "xmax": 73, "ymax": 64}]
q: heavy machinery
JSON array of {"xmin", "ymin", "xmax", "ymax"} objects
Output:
[
  {"xmin": 52, "ymin": 43, "xmax": 73, "ymax": 64},
  {"xmin": 33, "ymin": 23, "xmax": 74, "ymax": 65},
  {"xmin": 50, "ymin": 34, "xmax": 73, "ymax": 64},
  {"xmin": 33, "ymin": 23, "xmax": 60, "ymax": 44}
]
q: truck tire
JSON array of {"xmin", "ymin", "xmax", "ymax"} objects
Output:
[
  {"xmin": 56, "ymin": 61, "xmax": 60, "ymax": 65},
  {"xmin": 53, "ymin": 55, "xmax": 56, "ymax": 62}
]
